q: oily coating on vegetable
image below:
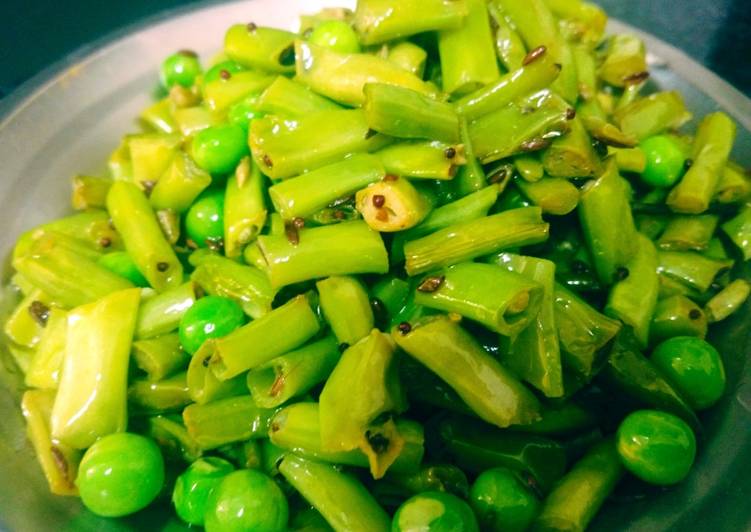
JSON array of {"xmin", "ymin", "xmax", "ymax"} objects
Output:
[{"xmin": 6, "ymin": 0, "xmax": 751, "ymax": 530}]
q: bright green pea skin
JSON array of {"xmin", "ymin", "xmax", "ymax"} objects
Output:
[
  {"xmin": 639, "ymin": 135, "xmax": 686, "ymax": 188},
  {"xmin": 172, "ymin": 457, "xmax": 235, "ymax": 526},
  {"xmin": 204, "ymin": 469, "xmax": 289, "ymax": 532},
  {"xmin": 161, "ymin": 51, "xmax": 202, "ymax": 89},
  {"xmin": 97, "ymin": 251, "xmax": 149, "ymax": 287},
  {"xmin": 308, "ymin": 20, "xmax": 362, "ymax": 54},
  {"xmin": 185, "ymin": 188, "xmax": 225, "ymax": 248},
  {"xmin": 469, "ymin": 468, "xmax": 540, "ymax": 532},
  {"xmin": 179, "ymin": 295, "xmax": 245, "ymax": 354},
  {"xmin": 228, "ymin": 94, "xmax": 265, "ymax": 132},
  {"xmin": 616, "ymin": 409, "xmax": 696, "ymax": 486},
  {"xmin": 203, "ymin": 60, "xmax": 246, "ymax": 84},
  {"xmin": 392, "ymin": 491, "xmax": 480, "ymax": 532},
  {"xmin": 651, "ymin": 336, "xmax": 726, "ymax": 410},
  {"xmin": 76, "ymin": 433, "xmax": 165, "ymax": 517},
  {"xmin": 191, "ymin": 124, "xmax": 249, "ymax": 175}
]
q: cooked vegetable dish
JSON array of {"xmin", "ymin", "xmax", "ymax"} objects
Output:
[{"xmin": 4, "ymin": 0, "xmax": 750, "ymax": 530}]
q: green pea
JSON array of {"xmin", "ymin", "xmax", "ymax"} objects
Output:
[
  {"xmin": 228, "ymin": 93, "xmax": 265, "ymax": 132},
  {"xmin": 160, "ymin": 50, "xmax": 202, "ymax": 89},
  {"xmin": 640, "ymin": 135, "xmax": 686, "ymax": 188},
  {"xmin": 392, "ymin": 491, "xmax": 479, "ymax": 532},
  {"xmin": 469, "ymin": 468, "xmax": 540, "ymax": 532},
  {"xmin": 179, "ymin": 295, "xmax": 245, "ymax": 354},
  {"xmin": 191, "ymin": 124, "xmax": 249, "ymax": 175},
  {"xmin": 204, "ymin": 469, "xmax": 289, "ymax": 532},
  {"xmin": 203, "ymin": 60, "xmax": 246, "ymax": 84},
  {"xmin": 97, "ymin": 251, "xmax": 149, "ymax": 287},
  {"xmin": 172, "ymin": 457, "xmax": 235, "ymax": 526},
  {"xmin": 616, "ymin": 409, "xmax": 696, "ymax": 485},
  {"xmin": 309, "ymin": 20, "xmax": 362, "ymax": 54},
  {"xmin": 76, "ymin": 432, "xmax": 165, "ymax": 517},
  {"xmin": 651, "ymin": 336, "xmax": 726, "ymax": 410},
  {"xmin": 185, "ymin": 188, "xmax": 225, "ymax": 248}
]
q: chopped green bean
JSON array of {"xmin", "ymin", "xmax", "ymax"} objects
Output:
[
  {"xmin": 354, "ymin": 0, "xmax": 468, "ymax": 44},
  {"xmin": 704, "ymin": 279, "xmax": 751, "ymax": 323},
  {"xmin": 650, "ymin": 295, "xmax": 708, "ymax": 345},
  {"xmin": 51, "ymin": 288, "xmax": 141, "ymax": 449},
  {"xmin": 246, "ymin": 336, "xmax": 340, "ymax": 408},
  {"xmin": 183, "ymin": 395, "xmax": 276, "ymax": 450},
  {"xmin": 256, "ymin": 221, "xmax": 389, "ymax": 288},
  {"xmin": 667, "ymin": 112, "xmax": 736, "ymax": 214},
  {"xmin": 317, "ymin": 277, "xmax": 374, "ymax": 345},
  {"xmin": 393, "ymin": 316, "xmax": 541, "ymax": 427},
  {"xmin": 404, "ymin": 206, "xmax": 549, "ymax": 276},
  {"xmin": 269, "ymin": 154, "xmax": 385, "ymax": 220},
  {"xmin": 132, "ymin": 333, "xmax": 189, "ymax": 382},
  {"xmin": 295, "ymin": 41, "xmax": 439, "ymax": 107}
]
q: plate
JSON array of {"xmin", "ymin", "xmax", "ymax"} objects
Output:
[{"xmin": 0, "ymin": 1, "xmax": 749, "ymax": 530}]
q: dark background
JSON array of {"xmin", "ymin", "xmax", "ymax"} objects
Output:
[{"xmin": 0, "ymin": 0, "xmax": 750, "ymax": 98}]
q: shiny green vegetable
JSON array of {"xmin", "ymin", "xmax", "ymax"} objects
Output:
[
  {"xmin": 434, "ymin": 415, "xmax": 567, "ymax": 493},
  {"xmin": 470, "ymin": 468, "xmax": 540, "ymax": 532},
  {"xmin": 309, "ymin": 19, "xmax": 361, "ymax": 54},
  {"xmin": 468, "ymin": 90, "xmax": 572, "ymax": 164},
  {"xmin": 257, "ymin": 75, "xmax": 341, "ymax": 117},
  {"xmin": 657, "ymin": 214, "xmax": 719, "ymax": 252},
  {"xmin": 76, "ymin": 433, "xmax": 164, "ymax": 517},
  {"xmin": 107, "ymin": 181, "xmax": 183, "ymax": 291},
  {"xmin": 269, "ymin": 402, "xmax": 424, "ymax": 476},
  {"xmin": 200, "ymin": 295, "xmax": 320, "ymax": 380},
  {"xmin": 413, "ymin": 262, "xmax": 544, "ymax": 337},
  {"xmin": 319, "ymin": 330, "xmax": 407, "ymax": 477},
  {"xmin": 178, "ymin": 295, "xmax": 245, "ymax": 354},
  {"xmin": 705, "ymin": 278, "xmax": 751, "ymax": 322},
  {"xmin": 493, "ymin": 253, "xmax": 564, "ymax": 398},
  {"xmin": 393, "ymin": 316, "xmax": 541, "ymax": 427},
  {"xmin": 438, "ymin": 0, "xmax": 499, "ymax": 96},
  {"xmin": 161, "ymin": 50, "xmax": 201, "ymax": 89},
  {"xmin": 295, "ymin": 41, "xmax": 439, "ymax": 107},
  {"xmin": 51, "ymin": 289, "xmax": 141, "ymax": 449},
  {"xmin": 353, "ymin": 0, "xmax": 468, "ymax": 44},
  {"xmin": 376, "ymin": 141, "xmax": 466, "ymax": 181},
  {"xmin": 532, "ymin": 440, "xmax": 623, "ymax": 531},
  {"xmin": 223, "ymin": 157, "xmax": 267, "ymax": 257},
  {"xmin": 516, "ymin": 176, "xmax": 580, "ymax": 215},
  {"xmin": 357, "ymin": 177, "xmax": 432, "ymax": 232},
  {"xmin": 651, "ymin": 336, "xmax": 726, "ymax": 410},
  {"xmin": 392, "ymin": 491, "xmax": 479, "ymax": 532},
  {"xmin": 317, "ymin": 276, "xmax": 374, "ymax": 345},
  {"xmin": 246, "ymin": 336, "xmax": 341, "ymax": 408},
  {"xmin": 256, "ymin": 221, "xmax": 389, "ymax": 288},
  {"xmin": 616, "ymin": 410, "xmax": 696, "ymax": 485},
  {"xmin": 191, "ymin": 124, "xmax": 248, "ymax": 175},
  {"xmin": 128, "ymin": 371, "xmax": 191, "ymax": 414},
  {"xmin": 613, "ymin": 91, "xmax": 692, "ymax": 141},
  {"xmin": 605, "ymin": 233, "xmax": 659, "ymax": 347},
  {"xmin": 639, "ymin": 135, "xmax": 687, "ymax": 188},
  {"xmin": 364, "ymin": 83, "xmax": 459, "ymax": 143},
  {"xmin": 172, "ymin": 457, "xmax": 235, "ymax": 526},
  {"xmin": 250, "ymin": 109, "xmax": 384, "ymax": 180},
  {"xmin": 667, "ymin": 112, "xmax": 736, "ymax": 213},
  {"xmin": 554, "ymin": 284, "xmax": 621, "ymax": 379},
  {"xmin": 404, "ymin": 207, "xmax": 549, "ymax": 276},
  {"xmin": 600, "ymin": 334, "xmax": 700, "ymax": 431},
  {"xmin": 135, "ymin": 281, "xmax": 198, "ymax": 339},
  {"xmin": 279, "ymin": 455, "xmax": 391, "ymax": 532},
  {"xmin": 185, "ymin": 188, "xmax": 224, "ymax": 248},
  {"xmin": 269, "ymin": 154, "xmax": 384, "ymax": 220},
  {"xmin": 183, "ymin": 395, "xmax": 276, "ymax": 450},
  {"xmin": 721, "ymin": 204, "xmax": 751, "ymax": 260},
  {"xmin": 650, "ymin": 295, "xmax": 708, "ymax": 344},
  {"xmin": 224, "ymin": 23, "xmax": 296, "ymax": 73},
  {"xmin": 97, "ymin": 252, "xmax": 149, "ymax": 287},
  {"xmin": 190, "ymin": 254, "xmax": 274, "ymax": 319},
  {"xmin": 205, "ymin": 469, "xmax": 289, "ymax": 532},
  {"xmin": 578, "ymin": 159, "xmax": 638, "ymax": 285}
]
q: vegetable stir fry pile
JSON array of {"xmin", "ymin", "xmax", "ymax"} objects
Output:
[{"xmin": 5, "ymin": 0, "xmax": 750, "ymax": 530}]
